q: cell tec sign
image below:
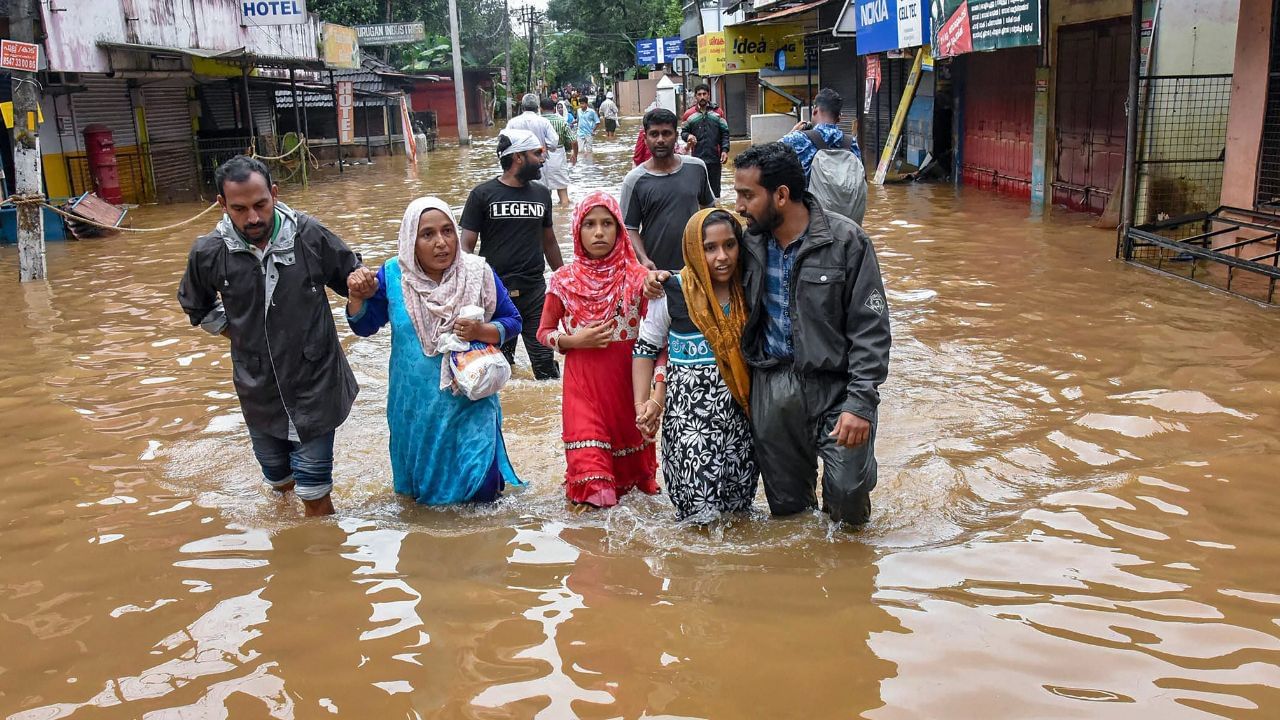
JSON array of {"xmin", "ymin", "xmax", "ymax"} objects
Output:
[
  {"xmin": 854, "ymin": 0, "xmax": 929, "ymax": 55},
  {"xmin": 241, "ymin": 0, "xmax": 308, "ymax": 26}
]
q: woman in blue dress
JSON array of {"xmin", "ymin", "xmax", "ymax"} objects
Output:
[{"xmin": 346, "ymin": 196, "xmax": 523, "ymax": 504}]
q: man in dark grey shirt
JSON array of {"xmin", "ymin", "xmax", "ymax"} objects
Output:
[{"xmin": 620, "ymin": 107, "xmax": 716, "ymax": 271}]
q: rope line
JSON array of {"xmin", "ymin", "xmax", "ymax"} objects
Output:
[{"xmin": 2, "ymin": 194, "xmax": 221, "ymax": 234}]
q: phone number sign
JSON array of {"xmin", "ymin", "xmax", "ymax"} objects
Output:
[{"xmin": 1, "ymin": 40, "xmax": 39, "ymax": 72}]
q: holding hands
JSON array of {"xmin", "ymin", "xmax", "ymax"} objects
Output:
[{"xmin": 347, "ymin": 267, "xmax": 378, "ymax": 300}]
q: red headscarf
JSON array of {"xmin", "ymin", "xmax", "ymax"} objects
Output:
[{"xmin": 548, "ymin": 191, "xmax": 649, "ymax": 325}]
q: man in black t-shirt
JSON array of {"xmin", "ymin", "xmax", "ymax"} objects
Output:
[{"xmin": 461, "ymin": 128, "xmax": 565, "ymax": 380}]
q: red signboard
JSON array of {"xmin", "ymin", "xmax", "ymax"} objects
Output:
[
  {"xmin": 336, "ymin": 81, "xmax": 354, "ymax": 145},
  {"xmin": 935, "ymin": 0, "xmax": 974, "ymax": 58},
  {"xmin": 1, "ymin": 40, "xmax": 40, "ymax": 72}
]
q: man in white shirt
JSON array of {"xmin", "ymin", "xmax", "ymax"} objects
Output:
[
  {"xmin": 599, "ymin": 91, "xmax": 620, "ymax": 140},
  {"xmin": 505, "ymin": 94, "xmax": 567, "ymax": 205}
]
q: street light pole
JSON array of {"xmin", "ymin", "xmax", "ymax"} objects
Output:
[
  {"xmin": 446, "ymin": 0, "xmax": 470, "ymax": 144},
  {"xmin": 504, "ymin": 0, "xmax": 513, "ymax": 120}
]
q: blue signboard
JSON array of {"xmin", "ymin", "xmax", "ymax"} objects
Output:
[
  {"xmin": 636, "ymin": 36, "xmax": 686, "ymax": 65},
  {"xmin": 855, "ymin": 0, "xmax": 930, "ymax": 55},
  {"xmin": 636, "ymin": 38, "xmax": 659, "ymax": 65}
]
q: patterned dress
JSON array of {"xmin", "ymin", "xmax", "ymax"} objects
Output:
[{"xmin": 635, "ymin": 276, "xmax": 758, "ymax": 521}]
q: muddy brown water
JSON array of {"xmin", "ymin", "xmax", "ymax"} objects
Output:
[{"xmin": 2, "ymin": 121, "xmax": 1279, "ymax": 719}]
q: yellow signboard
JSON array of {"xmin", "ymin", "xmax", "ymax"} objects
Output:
[
  {"xmin": 724, "ymin": 23, "xmax": 805, "ymax": 74},
  {"xmin": 697, "ymin": 32, "xmax": 727, "ymax": 76},
  {"xmin": 323, "ymin": 23, "xmax": 361, "ymax": 69}
]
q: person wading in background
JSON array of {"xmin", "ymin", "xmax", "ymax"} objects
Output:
[
  {"xmin": 177, "ymin": 155, "xmax": 362, "ymax": 516},
  {"xmin": 681, "ymin": 84, "xmax": 731, "ymax": 197},
  {"xmin": 460, "ymin": 128, "xmax": 565, "ymax": 380},
  {"xmin": 620, "ymin": 108, "xmax": 716, "ymax": 271}
]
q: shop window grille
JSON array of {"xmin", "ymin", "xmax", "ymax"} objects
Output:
[{"xmin": 1132, "ymin": 74, "xmax": 1233, "ymax": 226}]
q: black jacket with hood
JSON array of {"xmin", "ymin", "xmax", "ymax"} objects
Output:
[
  {"xmin": 178, "ymin": 202, "xmax": 361, "ymax": 442},
  {"xmin": 740, "ymin": 196, "xmax": 891, "ymax": 423}
]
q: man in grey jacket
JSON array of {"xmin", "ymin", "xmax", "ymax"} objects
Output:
[
  {"xmin": 178, "ymin": 156, "xmax": 362, "ymax": 516},
  {"xmin": 733, "ymin": 142, "xmax": 891, "ymax": 526}
]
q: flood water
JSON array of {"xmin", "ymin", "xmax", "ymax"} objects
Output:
[{"xmin": 2, "ymin": 120, "xmax": 1279, "ymax": 719}]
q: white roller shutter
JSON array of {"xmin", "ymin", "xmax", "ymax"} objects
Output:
[
  {"xmin": 143, "ymin": 81, "xmax": 196, "ymax": 199},
  {"xmin": 71, "ymin": 76, "xmax": 137, "ymax": 148}
]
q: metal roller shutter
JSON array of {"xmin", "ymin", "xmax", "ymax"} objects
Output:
[
  {"xmin": 251, "ymin": 88, "xmax": 276, "ymax": 141},
  {"xmin": 71, "ymin": 76, "xmax": 145, "ymax": 202},
  {"xmin": 745, "ymin": 74, "xmax": 760, "ymax": 116},
  {"xmin": 71, "ymin": 77, "xmax": 137, "ymax": 148},
  {"xmin": 819, "ymin": 38, "xmax": 859, "ymax": 138},
  {"xmin": 143, "ymin": 82, "xmax": 196, "ymax": 200},
  {"xmin": 199, "ymin": 82, "xmax": 239, "ymax": 132},
  {"xmin": 861, "ymin": 56, "xmax": 906, "ymax": 169}
]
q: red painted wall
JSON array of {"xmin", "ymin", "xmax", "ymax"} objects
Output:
[{"xmin": 961, "ymin": 48, "xmax": 1037, "ymax": 197}]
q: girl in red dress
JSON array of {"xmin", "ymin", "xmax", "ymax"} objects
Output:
[{"xmin": 539, "ymin": 191, "xmax": 659, "ymax": 508}]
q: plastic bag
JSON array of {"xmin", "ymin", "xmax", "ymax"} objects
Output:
[
  {"xmin": 440, "ymin": 305, "xmax": 511, "ymax": 401},
  {"xmin": 449, "ymin": 342, "xmax": 511, "ymax": 400}
]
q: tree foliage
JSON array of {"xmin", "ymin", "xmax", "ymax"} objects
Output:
[
  {"xmin": 307, "ymin": 0, "xmax": 682, "ymax": 87},
  {"xmin": 307, "ymin": 0, "xmax": 511, "ymax": 70},
  {"xmin": 543, "ymin": 0, "xmax": 681, "ymax": 85}
]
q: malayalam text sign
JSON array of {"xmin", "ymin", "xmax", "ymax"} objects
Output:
[
  {"xmin": 323, "ymin": 23, "xmax": 361, "ymax": 69},
  {"xmin": 336, "ymin": 81, "xmax": 355, "ymax": 144},
  {"xmin": 1, "ymin": 40, "xmax": 39, "ymax": 72},
  {"xmin": 697, "ymin": 32, "xmax": 727, "ymax": 75},
  {"xmin": 240, "ymin": 0, "xmax": 308, "ymax": 26},
  {"xmin": 356, "ymin": 22, "xmax": 427, "ymax": 46},
  {"xmin": 855, "ymin": 0, "xmax": 930, "ymax": 55},
  {"xmin": 723, "ymin": 23, "xmax": 804, "ymax": 73},
  {"xmin": 933, "ymin": 0, "xmax": 1040, "ymax": 58}
]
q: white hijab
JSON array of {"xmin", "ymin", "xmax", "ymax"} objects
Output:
[{"xmin": 397, "ymin": 197, "xmax": 497, "ymax": 384}]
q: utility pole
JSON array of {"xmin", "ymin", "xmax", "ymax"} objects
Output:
[
  {"xmin": 446, "ymin": 0, "xmax": 470, "ymax": 144},
  {"xmin": 515, "ymin": 6, "xmax": 542, "ymax": 96},
  {"xmin": 9, "ymin": 0, "xmax": 46, "ymax": 282},
  {"xmin": 504, "ymin": 0, "xmax": 513, "ymax": 121}
]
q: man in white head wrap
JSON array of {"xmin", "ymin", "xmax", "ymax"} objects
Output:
[{"xmin": 458, "ymin": 128, "xmax": 565, "ymax": 380}]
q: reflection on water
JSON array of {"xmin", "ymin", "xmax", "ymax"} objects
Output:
[{"xmin": 2, "ymin": 119, "xmax": 1279, "ymax": 718}]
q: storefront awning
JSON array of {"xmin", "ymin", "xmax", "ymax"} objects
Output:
[
  {"xmin": 99, "ymin": 42, "xmax": 325, "ymax": 71},
  {"xmin": 730, "ymin": 0, "xmax": 829, "ymax": 26}
]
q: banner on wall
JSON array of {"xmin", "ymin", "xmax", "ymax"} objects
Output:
[
  {"xmin": 400, "ymin": 95, "xmax": 418, "ymax": 162},
  {"xmin": 723, "ymin": 22, "xmax": 805, "ymax": 73},
  {"xmin": 697, "ymin": 32, "xmax": 727, "ymax": 75},
  {"xmin": 931, "ymin": 0, "xmax": 1041, "ymax": 58},
  {"xmin": 323, "ymin": 23, "xmax": 361, "ymax": 69},
  {"xmin": 864, "ymin": 54, "xmax": 881, "ymax": 113},
  {"xmin": 855, "ymin": 0, "xmax": 930, "ymax": 56}
]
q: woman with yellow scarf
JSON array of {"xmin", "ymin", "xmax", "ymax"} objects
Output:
[{"xmin": 632, "ymin": 209, "xmax": 758, "ymax": 522}]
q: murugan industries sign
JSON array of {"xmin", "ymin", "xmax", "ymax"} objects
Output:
[
  {"xmin": 933, "ymin": 0, "xmax": 1041, "ymax": 57},
  {"xmin": 356, "ymin": 22, "xmax": 427, "ymax": 47}
]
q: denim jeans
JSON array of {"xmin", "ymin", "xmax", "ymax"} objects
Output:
[{"xmin": 247, "ymin": 427, "xmax": 336, "ymax": 502}]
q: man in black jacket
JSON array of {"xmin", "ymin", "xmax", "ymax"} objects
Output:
[
  {"xmin": 733, "ymin": 143, "xmax": 891, "ymax": 526},
  {"xmin": 178, "ymin": 156, "xmax": 362, "ymax": 516}
]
